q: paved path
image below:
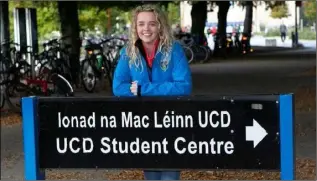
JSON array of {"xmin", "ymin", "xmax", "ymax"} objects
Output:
[
  {"xmin": 207, "ymin": 35, "xmax": 316, "ymax": 50},
  {"xmin": 1, "ymin": 47, "xmax": 316, "ymax": 179}
]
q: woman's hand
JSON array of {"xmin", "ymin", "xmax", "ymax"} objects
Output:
[{"xmin": 130, "ymin": 81, "xmax": 138, "ymax": 96}]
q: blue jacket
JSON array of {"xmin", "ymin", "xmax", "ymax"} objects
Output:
[{"xmin": 112, "ymin": 41, "xmax": 192, "ymax": 97}]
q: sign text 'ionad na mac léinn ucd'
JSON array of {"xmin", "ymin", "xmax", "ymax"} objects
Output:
[{"xmin": 38, "ymin": 97, "xmax": 280, "ymax": 169}]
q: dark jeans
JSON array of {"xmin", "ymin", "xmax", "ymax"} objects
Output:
[
  {"xmin": 144, "ymin": 171, "xmax": 180, "ymax": 180},
  {"xmin": 281, "ymin": 32, "xmax": 286, "ymax": 42}
]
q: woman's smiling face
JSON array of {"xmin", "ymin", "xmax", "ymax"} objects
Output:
[{"xmin": 136, "ymin": 11, "xmax": 160, "ymax": 45}]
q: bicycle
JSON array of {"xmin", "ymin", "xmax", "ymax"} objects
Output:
[
  {"xmin": 176, "ymin": 33, "xmax": 211, "ymax": 64},
  {"xmin": 0, "ymin": 41, "xmax": 74, "ymax": 114},
  {"xmin": 0, "ymin": 54, "xmax": 8, "ymax": 109},
  {"xmin": 80, "ymin": 37, "xmax": 126, "ymax": 93}
]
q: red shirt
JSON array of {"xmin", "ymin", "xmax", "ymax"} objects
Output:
[{"xmin": 142, "ymin": 39, "xmax": 160, "ymax": 68}]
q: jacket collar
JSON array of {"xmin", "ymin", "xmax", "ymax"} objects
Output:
[
  {"xmin": 134, "ymin": 39, "xmax": 161, "ymax": 58},
  {"xmin": 134, "ymin": 39, "xmax": 146, "ymax": 59}
]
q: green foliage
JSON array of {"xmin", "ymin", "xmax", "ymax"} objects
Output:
[
  {"xmin": 264, "ymin": 27, "xmax": 316, "ymax": 40},
  {"xmin": 287, "ymin": 27, "xmax": 316, "ymax": 40},
  {"xmin": 78, "ymin": 6, "xmax": 131, "ymax": 34},
  {"xmin": 36, "ymin": 2, "xmax": 60, "ymax": 39},
  {"xmin": 161, "ymin": 2, "xmax": 180, "ymax": 25},
  {"xmin": 270, "ymin": 3, "xmax": 289, "ymax": 19},
  {"xmin": 78, "ymin": 1, "xmax": 143, "ymax": 11},
  {"xmin": 265, "ymin": 1, "xmax": 286, "ymax": 10},
  {"xmin": 8, "ymin": 1, "xmax": 60, "ymax": 41},
  {"xmin": 265, "ymin": 28, "xmax": 281, "ymax": 37},
  {"xmin": 297, "ymin": 27, "xmax": 316, "ymax": 40},
  {"xmin": 11, "ymin": 0, "xmax": 35, "ymax": 8},
  {"xmin": 231, "ymin": 1, "xmax": 288, "ymax": 11},
  {"xmin": 303, "ymin": 0, "xmax": 316, "ymax": 25},
  {"xmin": 6, "ymin": 1, "xmax": 180, "ymax": 41},
  {"xmin": 78, "ymin": 6, "xmax": 107, "ymax": 32}
]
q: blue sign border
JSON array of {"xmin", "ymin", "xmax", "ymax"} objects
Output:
[
  {"xmin": 22, "ymin": 96, "xmax": 45, "ymax": 180},
  {"xmin": 279, "ymin": 94, "xmax": 295, "ymax": 180},
  {"xmin": 21, "ymin": 94, "xmax": 295, "ymax": 180}
]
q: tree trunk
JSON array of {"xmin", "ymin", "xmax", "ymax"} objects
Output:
[
  {"xmin": 0, "ymin": 1, "xmax": 10, "ymax": 58},
  {"xmin": 214, "ymin": 1, "xmax": 230, "ymax": 56},
  {"xmin": 243, "ymin": 1, "xmax": 253, "ymax": 38},
  {"xmin": 217, "ymin": 1, "xmax": 230, "ymax": 41},
  {"xmin": 190, "ymin": 1, "xmax": 207, "ymax": 45},
  {"xmin": 58, "ymin": 1, "xmax": 81, "ymax": 85}
]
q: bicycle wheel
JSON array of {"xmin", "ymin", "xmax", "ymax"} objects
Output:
[
  {"xmin": 80, "ymin": 59, "xmax": 97, "ymax": 93},
  {"xmin": 102, "ymin": 57, "xmax": 114, "ymax": 88},
  {"xmin": 4, "ymin": 82, "xmax": 37, "ymax": 114},
  {"xmin": 0, "ymin": 85, "xmax": 5, "ymax": 109},
  {"xmin": 0, "ymin": 59, "xmax": 9, "ymax": 85},
  {"xmin": 183, "ymin": 46, "xmax": 194, "ymax": 64},
  {"xmin": 199, "ymin": 46, "xmax": 210, "ymax": 62},
  {"xmin": 50, "ymin": 73, "xmax": 74, "ymax": 97}
]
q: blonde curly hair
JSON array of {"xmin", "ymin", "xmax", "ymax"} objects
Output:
[{"xmin": 126, "ymin": 4, "xmax": 174, "ymax": 71}]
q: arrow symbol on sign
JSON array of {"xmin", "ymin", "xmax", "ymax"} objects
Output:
[{"xmin": 246, "ymin": 119, "xmax": 268, "ymax": 148}]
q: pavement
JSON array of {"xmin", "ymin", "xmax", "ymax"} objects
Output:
[
  {"xmin": 1, "ymin": 45, "xmax": 316, "ymax": 180},
  {"xmin": 207, "ymin": 35, "xmax": 316, "ymax": 50}
]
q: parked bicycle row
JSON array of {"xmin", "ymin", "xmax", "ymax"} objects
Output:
[
  {"xmin": 175, "ymin": 33, "xmax": 213, "ymax": 64},
  {"xmin": 0, "ymin": 38, "xmax": 77, "ymax": 113},
  {"xmin": 0, "ymin": 35, "xmax": 127, "ymax": 113}
]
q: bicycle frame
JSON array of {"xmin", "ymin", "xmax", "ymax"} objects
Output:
[{"xmin": 24, "ymin": 78, "xmax": 48, "ymax": 96}]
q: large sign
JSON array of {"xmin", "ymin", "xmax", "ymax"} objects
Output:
[{"xmin": 21, "ymin": 94, "xmax": 295, "ymax": 180}]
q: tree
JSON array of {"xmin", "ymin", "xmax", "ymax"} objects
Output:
[
  {"xmin": 58, "ymin": 1, "xmax": 80, "ymax": 85},
  {"xmin": 166, "ymin": 2, "xmax": 180, "ymax": 25},
  {"xmin": 265, "ymin": 1, "xmax": 286, "ymax": 10},
  {"xmin": 8, "ymin": 1, "xmax": 60, "ymax": 40},
  {"xmin": 5, "ymin": 0, "xmax": 176, "ymax": 82},
  {"xmin": 270, "ymin": 3, "xmax": 289, "ymax": 19},
  {"xmin": 239, "ymin": 1, "xmax": 288, "ymax": 37},
  {"xmin": 190, "ymin": 1, "xmax": 207, "ymax": 45},
  {"xmin": 36, "ymin": 2, "xmax": 60, "ymax": 39},
  {"xmin": 77, "ymin": 1, "xmax": 171, "ymax": 34},
  {"xmin": 215, "ymin": 1, "xmax": 230, "ymax": 38},
  {"xmin": 303, "ymin": 0, "xmax": 316, "ymax": 25},
  {"xmin": 242, "ymin": 1, "xmax": 254, "ymax": 37},
  {"xmin": 78, "ymin": 6, "xmax": 109, "ymax": 33}
]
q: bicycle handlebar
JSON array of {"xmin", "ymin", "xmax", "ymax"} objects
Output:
[{"xmin": 1, "ymin": 41, "xmax": 20, "ymax": 46}]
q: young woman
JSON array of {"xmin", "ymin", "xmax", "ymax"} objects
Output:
[{"xmin": 112, "ymin": 4, "xmax": 192, "ymax": 180}]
